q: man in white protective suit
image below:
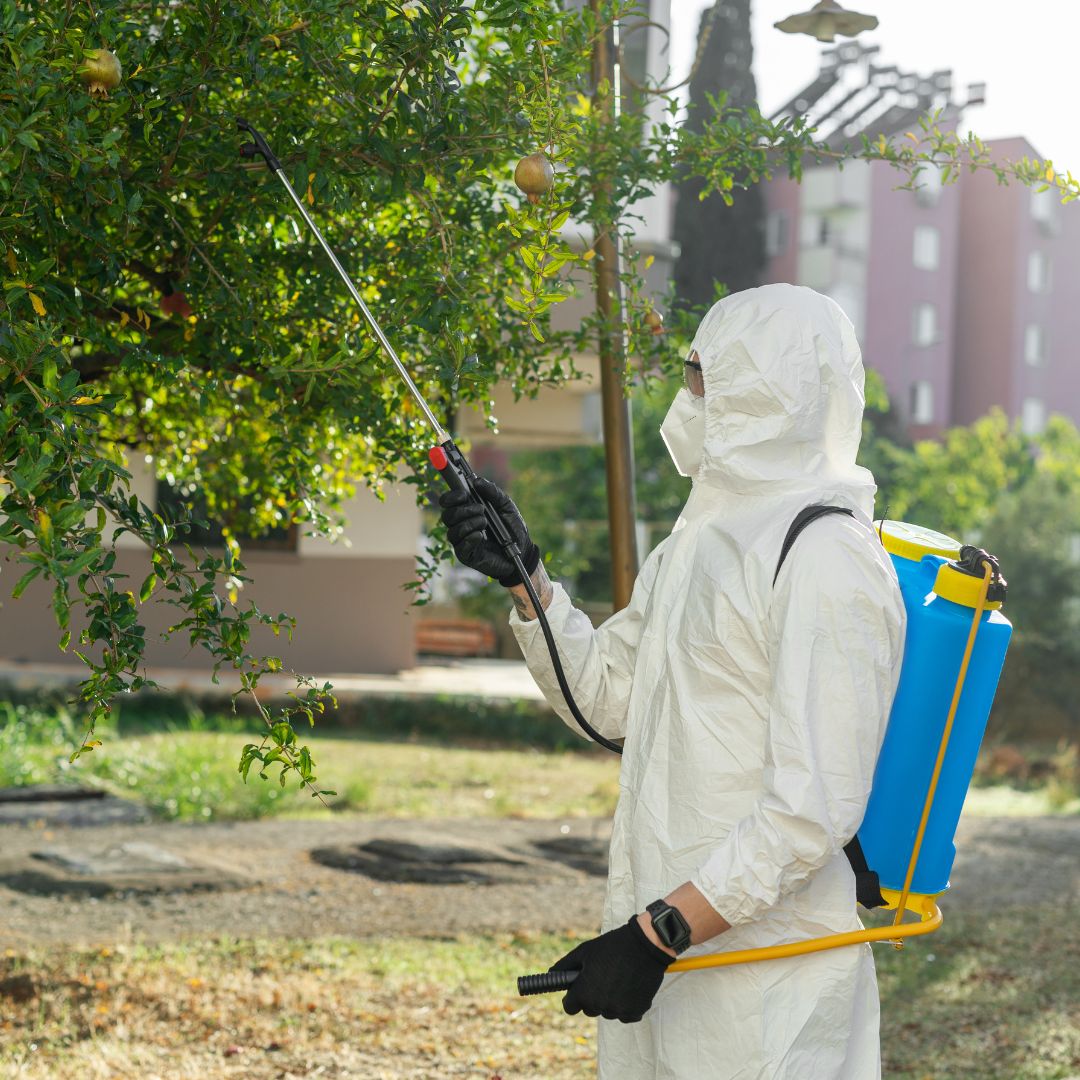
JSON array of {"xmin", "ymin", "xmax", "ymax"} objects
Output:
[{"xmin": 438, "ymin": 282, "xmax": 906, "ymax": 1079}]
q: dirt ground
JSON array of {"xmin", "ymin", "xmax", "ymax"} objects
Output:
[
  {"xmin": 0, "ymin": 813, "xmax": 1077, "ymax": 947},
  {"xmin": 1, "ymin": 813, "xmax": 1078, "ymax": 1080}
]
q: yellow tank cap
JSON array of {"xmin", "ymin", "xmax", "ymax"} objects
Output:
[
  {"xmin": 875, "ymin": 520, "xmax": 963, "ymax": 563},
  {"xmin": 933, "ymin": 562, "xmax": 1003, "ymax": 611}
]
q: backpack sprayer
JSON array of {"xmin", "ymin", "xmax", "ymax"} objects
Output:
[
  {"xmin": 516, "ymin": 524, "xmax": 1012, "ymax": 996},
  {"xmin": 235, "ymin": 121, "xmax": 1013, "ymax": 1000}
]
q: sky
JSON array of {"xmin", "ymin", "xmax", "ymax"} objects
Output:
[{"xmin": 667, "ymin": 0, "xmax": 1080, "ymax": 175}]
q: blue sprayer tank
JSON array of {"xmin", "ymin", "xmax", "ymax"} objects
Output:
[{"xmin": 856, "ymin": 522, "xmax": 1012, "ymax": 898}]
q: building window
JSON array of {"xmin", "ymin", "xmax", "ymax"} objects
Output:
[
  {"xmin": 1028, "ymin": 251, "xmax": 1052, "ymax": 293},
  {"xmin": 912, "ymin": 302, "xmax": 937, "ymax": 346},
  {"xmin": 1021, "ymin": 398, "xmax": 1046, "ymax": 435},
  {"xmin": 799, "ymin": 212, "xmax": 830, "ymax": 248},
  {"xmin": 1024, "ymin": 323, "xmax": 1045, "ymax": 366},
  {"xmin": 156, "ymin": 480, "xmax": 298, "ymax": 553},
  {"xmin": 912, "ymin": 225, "xmax": 940, "ymax": 270},
  {"xmin": 914, "ymin": 165, "xmax": 944, "ymax": 207},
  {"xmin": 910, "ymin": 381, "xmax": 934, "ymax": 425},
  {"xmin": 1030, "ymin": 188, "xmax": 1059, "ymax": 235},
  {"xmin": 765, "ymin": 210, "xmax": 789, "ymax": 257}
]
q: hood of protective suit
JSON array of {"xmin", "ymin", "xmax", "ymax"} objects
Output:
[{"xmin": 670, "ymin": 282, "xmax": 876, "ymax": 517}]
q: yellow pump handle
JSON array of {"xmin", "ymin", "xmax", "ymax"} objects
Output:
[
  {"xmin": 663, "ymin": 558, "xmax": 994, "ymax": 974},
  {"xmin": 667, "ymin": 891, "xmax": 941, "ymax": 973}
]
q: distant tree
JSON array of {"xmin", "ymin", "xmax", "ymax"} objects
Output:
[
  {"xmin": 980, "ymin": 470, "xmax": 1080, "ymax": 656},
  {"xmin": 875, "ymin": 410, "xmax": 1037, "ymax": 538},
  {"xmin": 672, "ymin": 0, "xmax": 766, "ymax": 313},
  {"xmin": 980, "ymin": 464, "xmax": 1080, "ymax": 739}
]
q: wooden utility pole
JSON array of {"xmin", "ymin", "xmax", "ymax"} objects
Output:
[{"xmin": 590, "ymin": 2, "xmax": 639, "ymax": 610}]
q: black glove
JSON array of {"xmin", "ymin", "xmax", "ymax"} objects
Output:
[
  {"xmin": 438, "ymin": 476, "xmax": 540, "ymax": 587},
  {"xmin": 549, "ymin": 916, "xmax": 672, "ymax": 1023}
]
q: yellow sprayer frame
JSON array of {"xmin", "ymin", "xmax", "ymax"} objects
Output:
[{"xmin": 668, "ymin": 559, "xmax": 993, "ymax": 976}]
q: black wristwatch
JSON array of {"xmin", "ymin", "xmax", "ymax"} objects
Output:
[{"xmin": 646, "ymin": 899, "xmax": 692, "ymax": 955}]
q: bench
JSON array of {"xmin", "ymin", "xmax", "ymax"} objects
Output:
[{"xmin": 415, "ymin": 618, "xmax": 497, "ymax": 657}]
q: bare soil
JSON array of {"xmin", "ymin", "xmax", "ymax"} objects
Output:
[{"xmin": 0, "ymin": 813, "xmax": 1076, "ymax": 948}]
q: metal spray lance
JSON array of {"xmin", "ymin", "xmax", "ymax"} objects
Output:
[{"xmin": 235, "ymin": 119, "xmax": 622, "ymax": 756}]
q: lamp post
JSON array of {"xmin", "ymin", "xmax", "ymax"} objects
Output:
[
  {"xmin": 594, "ymin": 0, "xmax": 878, "ymax": 610},
  {"xmin": 590, "ymin": 2, "xmax": 640, "ymax": 612},
  {"xmin": 774, "ymin": 0, "xmax": 878, "ymax": 42}
]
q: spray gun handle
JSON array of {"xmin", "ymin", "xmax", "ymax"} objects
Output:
[
  {"xmin": 428, "ymin": 440, "xmax": 521, "ymax": 557},
  {"xmin": 517, "ymin": 969, "xmax": 580, "ymax": 996},
  {"xmin": 236, "ymin": 118, "xmax": 283, "ymax": 172}
]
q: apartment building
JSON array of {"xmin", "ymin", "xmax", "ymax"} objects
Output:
[
  {"xmin": 761, "ymin": 42, "xmax": 1079, "ymax": 439},
  {"xmin": 952, "ymin": 136, "xmax": 1080, "ymax": 433}
]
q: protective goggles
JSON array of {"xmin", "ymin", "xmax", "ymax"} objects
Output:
[{"xmin": 684, "ymin": 351, "xmax": 704, "ymax": 397}]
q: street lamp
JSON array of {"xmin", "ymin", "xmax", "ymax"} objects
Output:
[{"xmin": 774, "ymin": 0, "xmax": 878, "ymax": 42}]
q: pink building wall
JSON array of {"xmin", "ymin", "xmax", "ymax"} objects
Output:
[
  {"xmin": 763, "ymin": 172, "xmax": 801, "ymax": 286},
  {"xmin": 953, "ymin": 137, "xmax": 1038, "ymax": 426},
  {"xmin": 862, "ymin": 157, "xmax": 962, "ymax": 440},
  {"xmin": 953, "ymin": 136, "xmax": 1080, "ymax": 431},
  {"xmin": 762, "ymin": 136, "xmax": 1080, "ymax": 439},
  {"xmin": 1046, "ymin": 202, "xmax": 1080, "ymax": 422}
]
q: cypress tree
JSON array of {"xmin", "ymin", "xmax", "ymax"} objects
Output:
[{"xmin": 673, "ymin": 0, "xmax": 765, "ymax": 313}]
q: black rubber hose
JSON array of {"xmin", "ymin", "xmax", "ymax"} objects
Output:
[
  {"xmin": 506, "ymin": 548, "xmax": 623, "ymax": 756},
  {"xmin": 517, "ymin": 969, "xmax": 580, "ymax": 996},
  {"xmin": 506, "ymin": 549, "xmax": 621, "ymax": 995}
]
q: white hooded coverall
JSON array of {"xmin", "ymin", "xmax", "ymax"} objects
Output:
[{"xmin": 511, "ymin": 284, "xmax": 906, "ymax": 1079}]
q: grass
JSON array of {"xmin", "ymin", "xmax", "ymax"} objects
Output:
[
  {"xmin": 78, "ymin": 729, "xmax": 619, "ymax": 821},
  {"xmin": 963, "ymin": 783, "xmax": 1080, "ymax": 817},
  {"xmin": 1, "ymin": 696, "xmax": 1077, "ymax": 822},
  {"xmin": 0, "ymin": 697, "xmax": 621, "ymax": 821},
  {"xmin": 871, "ymin": 902, "xmax": 1080, "ymax": 1079},
  {"xmin": 0, "ymin": 683, "xmax": 585, "ymax": 750},
  {"xmin": 1, "ymin": 904, "xmax": 1077, "ymax": 1079}
]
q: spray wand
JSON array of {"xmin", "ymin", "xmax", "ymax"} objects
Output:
[{"xmin": 236, "ymin": 119, "xmax": 623, "ymax": 759}]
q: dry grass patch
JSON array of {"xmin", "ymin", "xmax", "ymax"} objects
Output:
[
  {"xmin": 2, "ymin": 904, "xmax": 1079, "ymax": 1079},
  {"xmin": 0, "ymin": 935, "xmax": 592, "ymax": 1079}
]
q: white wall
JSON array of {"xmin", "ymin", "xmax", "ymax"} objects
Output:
[
  {"xmin": 300, "ymin": 479, "xmax": 421, "ymax": 559},
  {"xmin": 99, "ymin": 454, "xmax": 419, "ymax": 560}
]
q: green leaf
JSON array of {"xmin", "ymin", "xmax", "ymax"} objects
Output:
[
  {"xmin": 139, "ymin": 572, "xmax": 157, "ymax": 602},
  {"xmin": 67, "ymin": 546, "xmax": 103, "ymax": 576},
  {"xmin": 11, "ymin": 565, "xmax": 42, "ymax": 599}
]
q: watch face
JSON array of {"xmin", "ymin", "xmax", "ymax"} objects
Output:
[
  {"xmin": 649, "ymin": 903, "xmax": 691, "ymax": 952},
  {"xmin": 654, "ymin": 909, "xmax": 679, "ymax": 941}
]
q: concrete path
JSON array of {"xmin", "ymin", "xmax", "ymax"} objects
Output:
[{"xmin": 0, "ymin": 657, "xmax": 547, "ymax": 703}]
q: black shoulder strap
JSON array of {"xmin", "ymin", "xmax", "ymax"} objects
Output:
[
  {"xmin": 772, "ymin": 503, "xmax": 887, "ymax": 910},
  {"xmin": 844, "ymin": 834, "xmax": 887, "ymax": 909},
  {"xmin": 773, "ymin": 505, "xmax": 855, "ymax": 586}
]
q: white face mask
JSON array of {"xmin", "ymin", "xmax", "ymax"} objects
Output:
[{"xmin": 660, "ymin": 388, "xmax": 706, "ymax": 479}]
